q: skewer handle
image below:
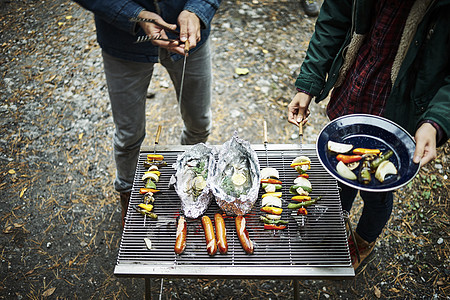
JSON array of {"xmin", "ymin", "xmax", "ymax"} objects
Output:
[
  {"xmin": 263, "ymin": 120, "xmax": 268, "ymax": 144},
  {"xmin": 155, "ymin": 125, "xmax": 162, "ymax": 145},
  {"xmin": 299, "ymin": 121, "xmax": 303, "ymax": 136}
]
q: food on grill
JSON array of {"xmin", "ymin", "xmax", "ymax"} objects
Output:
[
  {"xmin": 287, "ymin": 196, "xmax": 322, "ymax": 209},
  {"xmin": 174, "ymin": 216, "xmax": 187, "ymax": 255},
  {"xmin": 336, "ymin": 161, "xmax": 357, "ymax": 180},
  {"xmin": 235, "ymin": 216, "xmax": 254, "ymax": 254},
  {"xmin": 139, "ymin": 187, "xmax": 160, "ymax": 194},
  {"xmin": 260, "ymin": 167, "xmax": 279, "ymax": 180},
  {"xmin": 202, "ymin": 215, "xmax": 218, "ymax": 256},
  {"xmin": 135, "ymin": 205, "xmax": 158, "ymax": 219},
  {"xmin": 297, "ymin": 207, "xmax": 308, "ymax": 216},
  {"xmin": 211, "ymin": 134, "xmax": 260, "ymax": 216},
  {"xmin": 327, "ymin": 140, "xmax": 353, "ymax": 153},
  {"xmin": 264, "ymin": 224, "xmax": 286, "ymax": 230},
  {"xmin": 174, "ymin": 143, "xmax": 216, "ymax": 219},
  {"xmin": 375, "ymin": 161, "xmax": 398, "ymax": 182},
  {"xmin": 138, "ymin": 203, "xmax": 153, "ymax": 212},
  {"xmin": 214, "ymin": 213, "xmax": 228, "ymax": 254},
  {"xmin": 144, "ymin": 154, "xmax": 167, "ymax": 168},
  {"xmin": 290, "ymin": 156, "xmax": 311, "ymax": 174},
  {"xmin": 259, "ymin": 167, "xmax": 287, "ymax": 230},
  {"xmin": 259, "ymin": 216, "xmax": 288, "ymax": 225},
  {"xmin": 144, "ymin": 238, "xmax": 152, "ymax": 250},
  {"xmin": 289, "ymin": 176, "xmax": 312, "ymax": 196}
]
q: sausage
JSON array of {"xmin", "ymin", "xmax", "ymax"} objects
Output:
[
  {"xmin": 201, "ymin": 215, "xmax": 217, "ymax": 255},
  {"xmin": 235, "ymin": 216, "xmax": 254, "ymax": 254},
  {"xmin": 214, "ymin": 213, "xmax": 228, "ymax": 254},
  {"xmin": 174, "ymin": 216, "xmax": 187, "ymax": 255}
]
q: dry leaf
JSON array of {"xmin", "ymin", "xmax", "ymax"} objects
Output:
[
  {"xmin": 389, "ymin": 287, "xmax": 400, "ymax": 293},
  {"xmin": 78, "ymin": 133, "xmax": 84, "ymax": 140},
  {"xmin": 374, "ymin": 286, "xmax": 381, "ymax": 298},
  {"xmin": 8, "ymin": 169, "xmax": 16, "ymax": 174},
  {"xmin": 235, "ymin": 67, "xmax": 249, "ymax": 75},
  {"xmin": 20, "ymin": 187, "xmax": 27, "ymax": 198},
  {"xmin": 3, "ymin": 225, "xmax": 13, "ymax": 234},
  {"xmin": 65, "ymin": 15, "xmax": 72, "ymax": 20},
  {"xmin": 42, "ymin": 287, "xmax": 56, "ymax": 297},
  {"xmin": 25, "ymin": 269, "xmax": 34, "ymax": 276}
]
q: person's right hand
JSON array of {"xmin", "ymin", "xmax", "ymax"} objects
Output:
[
  {"xmin": 287, "ymin": 92, "xmax": 312, "ymax": 126},
  {"xmin": 137, "ymin": 10, "xmax": 181, "ymax": 53}
]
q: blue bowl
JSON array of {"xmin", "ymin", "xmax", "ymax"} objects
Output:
[{"xmin": 316, "ymin": 114, "xmax": 420, "ymax": 192}]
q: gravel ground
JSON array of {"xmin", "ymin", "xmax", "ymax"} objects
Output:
[{"xmin": 0, "ymin": 0, "xmax": 449, "ymax": 299}]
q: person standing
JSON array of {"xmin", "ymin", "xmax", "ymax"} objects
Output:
[
  {"xmin": 73, "ymin": 0, "xmax": 222, "ymax": 227},
  {"xmin": 288, "ymin": 0, "xmax": 449, "ymax": 269}
]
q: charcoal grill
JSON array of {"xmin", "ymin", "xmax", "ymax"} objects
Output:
[{"xmin": 114, "ymin": 144, "xmax": 354, "ymax": 299}]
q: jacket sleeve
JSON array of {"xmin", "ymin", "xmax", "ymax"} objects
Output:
[
  {"xmin": 295, "ymin": 0, "xmax": 353, "ymax": 97},
  {"xmin": 419, "ymin": 76, "xmax": 450, "ymax": 146},
  {"xmin": 184, "ymin": 0, "xmax": 222, "ymax": 29},
  {"xmin": 73, "ymin": 0, "xmax": 144, "ymax": 34}
]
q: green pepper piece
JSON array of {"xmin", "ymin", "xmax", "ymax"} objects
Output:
[
  {"xmin": 370, "ymin": 150, "xmax": 394, "ymax": 171},
  {"xmin": 260, "ymin": 216, "xmax": 289, "ymax": 225},
  {"xmin": 145, "ymin": 178, "xmax": 156, "ymax": 189},
  {"xmin": 289, "ymin": 185, "xmax": 313, "ymax": 194},
  {"xmin": 358, "ymin": 160, "xmax": 372, "ymax": 184},
  {"xmin": 287, "ymin": 196, "xmax": 322, "ymax": 209}
]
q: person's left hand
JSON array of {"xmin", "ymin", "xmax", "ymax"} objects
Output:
[
  {"xmin": 176, "ymin": 10, "xmax": 201, "ymax": 53},
  {"xmin": 413, "ymin": 122, "xmax": 437, "ymax": 166}
]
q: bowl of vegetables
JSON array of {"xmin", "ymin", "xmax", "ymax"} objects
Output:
[{"xmin": 316, "ymin": 114, "xmax": 420, "ymax": 192}]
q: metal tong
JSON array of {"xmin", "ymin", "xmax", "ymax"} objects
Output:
[{"xmin": 130, "ymin": 17, "xmax": 183, "ymax": 44}]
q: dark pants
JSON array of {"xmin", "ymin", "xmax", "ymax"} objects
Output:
[{"xmin": 339, "ymin": 182, "xmax": 393, "ymax": 243}]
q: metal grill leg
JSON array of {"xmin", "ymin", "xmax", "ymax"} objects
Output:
[
  {"xmin": 145, "ymin": 278, "xmax": 151, "ymax": 300},
  {"xmin": 293, "ymin": 279, "xmax": 299, "ymax": 300}
]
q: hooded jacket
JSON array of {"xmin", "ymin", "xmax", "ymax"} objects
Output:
[
  {"xmin": 74, "ymin": 0, "xmax": 221, "ymax": 63},
  {"xmin": 295, "ymin": 0, "xmax": 450, "ymax": 145}
]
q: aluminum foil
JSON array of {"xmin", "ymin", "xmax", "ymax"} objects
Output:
[
  {"xmin": 173, "ymin": 143, "xmax": 216, "ymax": 219},
  {"xmin": 211, "ymin": 133, "xmax": 261, "ymax": 216}
]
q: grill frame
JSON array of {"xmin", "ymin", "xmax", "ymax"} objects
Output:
[{"xmin": 114, "ymin": 144, "xmax": 354, "ymax": 279}]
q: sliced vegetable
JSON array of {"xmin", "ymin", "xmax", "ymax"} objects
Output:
[
  {"xmin": 260, "ymin": 206, "xmax": 283, "ymax": 215},
  {"xmin": 287, "ymin": 196, "xmax": 322, "ymax": 209},
  {"xmin": 293, "ymin": 176, "xmax": 312, "ymax": 189},
  {"xmin": 297, "ymin": 173, "xmax": 309, "ymax": 179},
  {"xmin": 260, "ymin": 167, "xmax": 279, "ymax": 179},
  {"xmin": 147, "ymin": 154, "xmax": 164, "ymax": 161},
  {"xmin": 138, "ymin": 203, "xmax": 154, "ymax": 212},
  {"xmin": 336, "ymin": 154, "xmax": 362, "ymax": 164},
  {"xmin": 142, "ymin": 171, "xmax": 159, "ymax": 182},
  {"xmin": 358, "ymin": 160, "xmax": 372, "ymax": 185},
  {"xmin": 289, "ymin": 185, "xmax": 312, "ymax": 195},
  {"xmin": 261, "ymin": 183, "xmax": 282, "ymax": 190},
  {"xmin": 264, "ymin": 224, "xmax": 286, "ymax": 230},
  {"xmin": 260, "ymin": 216, "xmax": 289, "ymax": 225},
  {"xmin": 336, "ymin": 161, "xmax": 357, "ymax": 180},
  {"xmin": 375, "ymin": 160, "xmax": 397, "ymax": 182},
  {"xmin": 370, "ymin": 150, "xmax": 394, "ymax": 171},
  {"xmin": 265, "ymin": 214, "xmax": 281, "ymax": 220},
  {"xmin": 328, "ymin": 141, "xmax": 353, "ymax": 153},
  {"xmin": 135, "ymin": 206, "xmax": 158, "ymax": 219},
  {"xmin": 260, "ymin": 178, "xmax": 282, "ymax": 185},
  {"xmin": 346, "ymin": 161, "xmax": 360, "ymax": 170},
  {"xmin": 139, "ymin": 188, "xmax": 160, "ymax": 194},
  {"xmin": 145, "ymin": 179, "xmax": 157, "ymax": 189},
  {"xmin": 352, "ymin": 148, "xmax": 381, "ymax": 155},
  {"xmin": 232, "ymin": 172, "xmax": 247, "ymax": 186},
  {"xmin": 297, "ymin": 207, "xmax": 308, "ymax": 215},
  {"xmin": 193, "ymin": 175, "xmax": 207, "ymax": 191},
  {"xmin": 261, "ymin": 195, "xmax": 282, "ymax": 208},
  {"xmin": 261, "ymin": 192, "xmax": 282, "ymax": 199},
  {"xmin": 291, "ymin": 195, "xmax": 311, "ymax": 202}
]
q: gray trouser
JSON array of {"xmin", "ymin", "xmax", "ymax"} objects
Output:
[{"xmin": 102, "ymin": 41, "xmax": 212, "ymax": 193}]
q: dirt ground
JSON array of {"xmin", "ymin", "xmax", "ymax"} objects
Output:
[{"xmin": 0, "ymin": 0, "xmax": 448, "ymax": 299}]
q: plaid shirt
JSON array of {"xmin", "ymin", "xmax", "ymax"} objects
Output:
[{"xmin": 327, "ymin": 0, "xmax": 415, "ymax": 120}]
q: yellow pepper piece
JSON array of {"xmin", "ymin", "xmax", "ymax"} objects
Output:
[
  {"xmin": 290, "ymin": 162, "xmax": 311, "ymax": 168},
  {"xmin": 261, "ymin": 192, "xmax": 282, "ymax": 198},
  {"xmin": 138, "ymin": 203, "xmax": 154, "ymax": 212},
  {"xmin": 260, "ymin": 206, "xmax": 283, "ymax": 215},
  {"xmin": 147, "ymin": 154, "xmax": 164, "ymax": 161},
  {"xmin": 291, "ymin": 195, "xmax": 312, "ymax": 202}
]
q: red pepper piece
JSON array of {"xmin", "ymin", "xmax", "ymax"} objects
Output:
[
  {"xmin": 336, "ymin": 154, "xmax": 363, "ymax": 164},
  {"xmin": 297, "ymin": 207, "xmax": 308, "ymax": 215},
  {"xmin": 264, "ymin": 224, "xmax": 286, "ymax": 230},
  {"xmin": 297, "ymin": 174, "xmax": 309, "ymax": 179},
  {"xmin": 260, "ymin": 178, "xmax": 282, "ymax": 185},
  {"xmin": 139, "ymin": 188, "xmax": 160, "ymax": 194}
]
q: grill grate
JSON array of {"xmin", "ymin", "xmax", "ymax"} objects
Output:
[{"xmin": 115, "ymin": 145, "xmax": 354, "ymax": 278}]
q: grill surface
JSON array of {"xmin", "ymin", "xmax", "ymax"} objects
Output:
[{"xmin": 115, "ymin": 144, "xmax": 354, "ymax": 278}]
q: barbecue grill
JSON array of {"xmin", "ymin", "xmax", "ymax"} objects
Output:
[{"xmin": 114, "ymin": 144, "xmax": 354, "ymax": 299}]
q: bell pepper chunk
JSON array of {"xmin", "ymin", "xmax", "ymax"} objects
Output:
[
  {"xmin": 264, "ymin": 224, "xmax": 286, "ymax": 230},
  {"xmin": 146, "ymin": 154, "xmax": 164, "ymax": 161},
  {"xmin": 260, "ymin": 206, "xmax": 283, "ymax": 215},
  {"xmin": 352, "ymin": 148, "xmax": 380, "ymax": 155},
  {"xmin": 261, "ymin": 192, "xmax": 282, "ymax": 198},
  {"xmin": 139, "ymin": 188, "xmax": 160, "ymax": 194},
  {"xmin": 291, "ymin": 195, "xmax": 311, "ymax": 202},
  {"xmin": 260, "ymin": 178, "xmax": 282, "ymax": 185}
]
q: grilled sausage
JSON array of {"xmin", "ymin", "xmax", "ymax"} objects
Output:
[
  {"xmin": 174, "ymin": 216, "xmax": 187, "ymax": 255},
  {"xmin": 235, "ymin": 216, "xmax": 254, "ymax": 254},
  {"xmin": 214, "ymin": 213, "xmax": 228, "ymax": 254},
  {"xmin": 201, "ymin": 215, "xmax": 217, "ymax": 255}
]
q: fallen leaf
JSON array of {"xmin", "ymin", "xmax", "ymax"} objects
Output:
[
  {"xmin": 25, "ymin": 269, "xmax": 34, "ymax": 276},
  {"xmin": 8, "ymin": 169, "xmax": 15, "ymax": 175},
  {"xmin": 374, "ymin": 286, "xmax": 381, "ymax": 298},
  {"xmin": 65, "ymin": 15, "xmax": 72, "ymax": 20},
  {"xmin": 3, "ymin": 225, "xmax": 13, "ymax": 234},
  {"xmin": 42, "ymin": 287, "xmax": 56, "ymax": 297},
  {"xmin": 20, "ymin": 187, "xmax": 27, "ymax": 198},
  {"xmin": 235, "ymin": 67, "xmax": 249, "ymax": 76},
  {"xmin": 389, "ymin": 287, "xmax": 400, "ymax": 293}
]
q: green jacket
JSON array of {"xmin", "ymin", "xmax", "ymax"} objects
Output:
[{"xmin": 295, "ymin": 0, "xmax": 450, "ymax": 145}]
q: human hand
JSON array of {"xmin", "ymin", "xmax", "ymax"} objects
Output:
[
  {"xmin": 137, "ymin": 10, "xmax": 181, "ymax": 51},
  {"xmin": 287, "ymin": 92, "xmax": 312, "ymax": 126},
  {"xmin": 176, "ymin": 10, "xmax": 201, "ymax": 53},
  {"xmin": 413, "ymin": 122, "xmax": 437, "ymax": 166}
]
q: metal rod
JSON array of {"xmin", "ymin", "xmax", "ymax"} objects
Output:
[{"xmin": 263, "ymin": 120, "xmax": 269, "ymax": 167}]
